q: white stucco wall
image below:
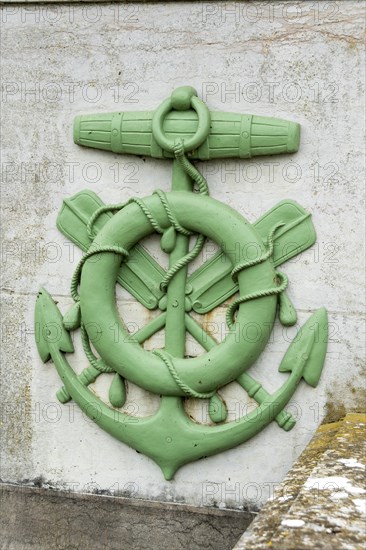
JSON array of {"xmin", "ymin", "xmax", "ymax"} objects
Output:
[{"xmin": 1, "ymin": 1, "xmax": 365, "ymax": 510}]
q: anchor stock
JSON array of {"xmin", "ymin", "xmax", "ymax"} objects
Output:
[{"xmin": 73, "ymin": 109, "xmax": 300, "ymax": 160}]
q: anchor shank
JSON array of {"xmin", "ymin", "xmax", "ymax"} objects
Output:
[{"xmin": 164, "ymin": 161, "xmax": 193, "ymax": 358}]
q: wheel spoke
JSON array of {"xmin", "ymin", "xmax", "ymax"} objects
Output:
[
  {"xmin": 133, "ymin": 313, "xmax": 166, "ymax": 344},
  {"xmin": 184, "ymin": 313, "xmax": 217, "ymax": 351}
]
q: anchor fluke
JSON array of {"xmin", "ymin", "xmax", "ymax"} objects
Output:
[
  {"xmin": 35, "ymin": 288, "xmax": 74, "ymax": 362},
  {"xmin": 279, "ymin": 307, "xmax": 328, "ymax": 387}
]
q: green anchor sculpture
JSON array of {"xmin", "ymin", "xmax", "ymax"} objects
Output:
[{"xmin": 35, "ymin": 86, "xmax": 328, "ymax": 480}]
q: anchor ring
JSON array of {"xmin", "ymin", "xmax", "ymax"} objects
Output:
[{"xmin": 152, "ymin": 86, "xmax": 211, "ymax": 153}]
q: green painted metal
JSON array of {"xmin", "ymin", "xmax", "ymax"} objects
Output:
[
  {"xmin": 74, "ymin": 110, "xmax": 300, "ymax": 160},
  {"xmin": 57, "ymin": 194, "xmax": 316, "ymax": 315},
  {"xmin": 109, "ymin": 373, "xmax": 127, "ymax": 409},
  {"xmin": 35, "ymin": 86, "xmax": 328, "ymax": 479},
  {"xmin": 186, "ymin": 200, "xmax": 316, "ymax": 314},
  {"xmin": 74, "ymin": 85, "xmax": 300, "ymax": 160},
  {"xmin": 57, "ymin": 191, "xmax": 165, "ymax": 310}
]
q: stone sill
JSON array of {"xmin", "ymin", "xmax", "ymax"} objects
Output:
[{"xmin": 233, "ymin": 413, "xmax": 366, "ymax": 549}]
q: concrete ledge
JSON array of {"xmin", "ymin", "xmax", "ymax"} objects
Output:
[
  {"xmin": 233, "ymin": 414, "xmax": 366, "ymax": 549},
  {"xmin": 0, "ymin": 484, "xmax": 253, "ymax": 550}
]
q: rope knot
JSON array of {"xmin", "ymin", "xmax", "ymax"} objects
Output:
[{"xmin": 173, "ymin": 140, "xmax": 185, "ymax": 158}]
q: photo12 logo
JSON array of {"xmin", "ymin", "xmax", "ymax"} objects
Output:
[
  {"xmin": 201, "ymin": 81, "xmax": 339, "ymax": 105},
  {"xmin": 1, "ymin": 4, "xmax": 139, "ymax": 24},
  {"xmin": 201, "ymin": 2, "xmax": 341, "ymax": 25},
  {"xmin": 2, "ymin": 81, "xmax": 140, "ymax": 105}
]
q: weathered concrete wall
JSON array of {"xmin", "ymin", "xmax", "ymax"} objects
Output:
[
  {"xmin": 1, "ymin": 1, "xmax": 365, "ymax": 511},
  {"xmin": 0, "ymin": 484, "xmax": 252, "ymax": 550}
]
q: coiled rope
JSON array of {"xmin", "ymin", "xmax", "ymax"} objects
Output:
[
  {"xmin": 80, "ymin": 322, "xmax": 114, "ymax": 373},
  {"xmin": 226, "ymin": 223, "xmax": 289, "ymax": 328},
  {"xmin": 70, "ymin": 245, "xmax": 129, "ymax": 303},
  {"xmin": 153, "ymin": 349, "xmax": 215, "ymax": 399},
  {"xmin": 173, "ymin": 141, "xmax": 209, "ymax": 196}
]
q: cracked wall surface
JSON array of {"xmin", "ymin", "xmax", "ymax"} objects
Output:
[{"xmin": 1, "ymin": 0, "xmax": 365, "ymax": 510}]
